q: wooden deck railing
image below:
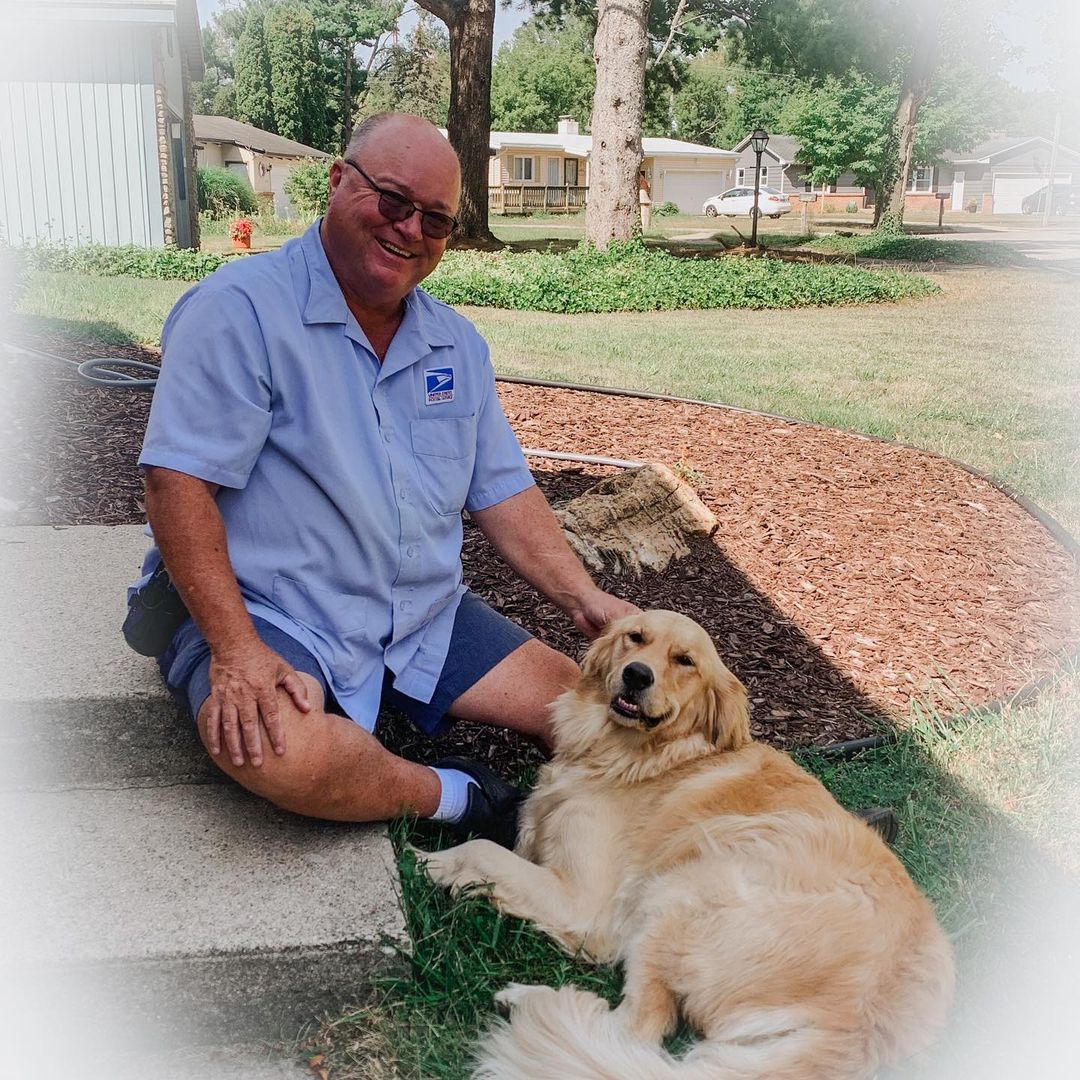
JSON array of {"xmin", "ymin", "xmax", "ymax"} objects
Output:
[{"xmin": 489, "ymin": 185, "xmax": 588, "ymax": 214}]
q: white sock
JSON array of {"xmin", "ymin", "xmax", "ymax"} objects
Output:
[{"xmin": 430, "ymin": 767, "xmax": 478, "ymax": 823}]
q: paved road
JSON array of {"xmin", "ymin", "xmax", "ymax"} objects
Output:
[{"xmin": 924, "ymin": 219, "xmax": 1080, "ymax": 274}]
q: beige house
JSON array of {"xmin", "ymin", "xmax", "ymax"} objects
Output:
[
  {"xmin": 194, "ymin": 114, "xmax": 330, "ymax": 219},
  {"xmin": 487, "ymin": 117, "xmax": 738, "ymax": 214}
]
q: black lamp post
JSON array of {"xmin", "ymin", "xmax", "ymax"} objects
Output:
[{"xmin": 749, "ymin": 127, "xmax": 769, "ymax": 247}]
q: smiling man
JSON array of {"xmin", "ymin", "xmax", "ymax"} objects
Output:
[{"xmin": 129, "ymin": 113, "xmax": 636, "ymax": 845}]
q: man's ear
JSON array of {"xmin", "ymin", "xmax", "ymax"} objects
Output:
[{"xmin": 702, "ymin": 673, "xmax": 751, "ymax": 750}]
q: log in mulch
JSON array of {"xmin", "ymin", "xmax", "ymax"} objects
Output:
[{"xmin": 4, "ymin": 332, "xmax": 1079, "ymax": 770}]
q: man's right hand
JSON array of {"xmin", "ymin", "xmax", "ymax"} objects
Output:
[{"xmin": 205, "ymin": 640, "xmax": 312, "ymax": 768}]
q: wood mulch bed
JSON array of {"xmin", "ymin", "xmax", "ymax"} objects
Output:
[{"xmin": 5, "ymin": 331, "xmax": 1079, "ymax": 772}]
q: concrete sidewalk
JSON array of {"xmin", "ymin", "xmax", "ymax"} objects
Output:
[{"xmin": 0, "ymin": 525, "xmax": 406, "ymax": 1079}]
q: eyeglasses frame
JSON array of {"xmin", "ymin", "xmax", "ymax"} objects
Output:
[{"xmin": 341, "ymin": 158, "xmax": 459, "ymax": 240}]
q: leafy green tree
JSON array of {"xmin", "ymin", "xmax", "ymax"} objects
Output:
[
  {"xmin": 283, "ymin": 159, "xmax": 332, "ymax": 218},
  {"xmin": 360, "ymin": 15, "xmax": 451, "ymax": 125},
  {"xmin": 491, "ymin": 15, "xmax": 594, "ymax": 132},
  {"xmin": 233, "ymin": 9, "xmax": 274, "ymax": 130},
  {"xmin": 264, "ymin": 1, "xmax": 328, "ymax": 148}
]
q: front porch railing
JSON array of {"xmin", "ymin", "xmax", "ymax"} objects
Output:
[{"xmin": 489, "ymin": 185, "xmax": 588, "ymax": 214}]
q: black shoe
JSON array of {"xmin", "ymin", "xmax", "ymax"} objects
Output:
[
  {"xmin": 433, "ymin": 756, "xmax": 524, "ymax": 850},
  {"xmin": 853, "ymin": 806, "xmax": 899, "ymax": 846}
]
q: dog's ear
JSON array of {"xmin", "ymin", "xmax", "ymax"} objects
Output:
[
  {"xmin": 702, "ymin": 673, "xmax": 751, "ymax": 750},
  {"xmin": 580, "ymin": 621, "xmax": 622, "ymax": 688}
]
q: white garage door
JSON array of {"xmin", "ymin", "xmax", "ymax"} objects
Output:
[
  {"xmin": 992, "ymin": 173, "xmax": 1071, "ymax": 214},
  {"xmin": 661, "ymin": 170, "xmax": 728, "ymax": 213}
]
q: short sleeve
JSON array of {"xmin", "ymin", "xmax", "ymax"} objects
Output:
[
  {"xmin": 140, "ymin": 282, "xmax": 274, "ymax": 489},
  {"xmin": 464, "ymin": 336, "xmax": 535, "ymax": 512}
]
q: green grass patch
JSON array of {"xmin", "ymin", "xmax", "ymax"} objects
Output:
[
  {"xmin": 427, "ymin": 241, "xmax": 938, "ymax": 313},
  {"xmin": 802, "ymin": 233, "xmax": 1028, "ymax": 266}
]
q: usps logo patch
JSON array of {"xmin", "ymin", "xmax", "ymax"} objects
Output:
[{"xmin": 424, "ymin": 366, "xmax": 455, "ymax": 405}]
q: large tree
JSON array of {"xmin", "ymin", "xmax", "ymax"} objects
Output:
[
  {"xmin": 491, "ymin": 14, "xmax": 595, "ymax": 132},
  {"xmin": 415, "ymin": 0, "xmax": 500, "ymax": 245},
  {"xmin": 586, "ymin": 0, "xmax": 651, "ymax": 247},
  {"xmin": 234, "ymin": 10, "xmax": 274, "ymax": 130},
  {"xmin": 360, "ymin": 15, "xmax": 451, "ymax": 125},
  {"xmin": 264, "ymin": 2, "xmax": 328, "ymax": 148}
]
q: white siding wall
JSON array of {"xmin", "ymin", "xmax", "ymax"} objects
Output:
[{"xmin": 0, "ymin": 21, "xmax": 163, "ymax": 246}]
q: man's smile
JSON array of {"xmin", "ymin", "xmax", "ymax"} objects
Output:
[{"xmin": 377, "ymin": 237, "xmax": 416, "ymax": 259}]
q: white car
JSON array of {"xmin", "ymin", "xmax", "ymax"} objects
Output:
[{"xmin": 703, "ymin": 185, "xmax": 793, "ymax": 219}]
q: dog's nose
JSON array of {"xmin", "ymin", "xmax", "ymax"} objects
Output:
[{"xmin": 622, "ymin": 661, "xmax": 654, "ymax": 691}]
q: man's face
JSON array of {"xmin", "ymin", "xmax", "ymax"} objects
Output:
[{"xmin": 322, "ymin": 119, "xmax": 461, "ymax": 311}]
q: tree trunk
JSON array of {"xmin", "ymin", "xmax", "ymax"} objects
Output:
[
  {"xmin": 417, "ymin": 0, "xmax": 500, "ymax": 247},
  {"xmin": 340, "ymin": 49, "xmax": 353, "ymax": 152},
  {"xmin": 586, "ymin": 0, "xmax": 650, "ymax": 249},
  {"xmin": 876, "ymin": 16, "xmax": 940, "ymax": 235}
]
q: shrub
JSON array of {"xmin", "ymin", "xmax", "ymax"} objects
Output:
[
  {"xmin": 284, "ymin": 160, "xmax": 331, "ymax": 219},
  {"xmin": 845, "ymin": 201, "xmax": 859, "ymax": 213},
  {"xmin": 965, "ymin": 199, "xmax": 978, "ymax": 214},
  {"xmin": 196, "ymin": 166, "xmax": 259, "ymax": 218},
  {"xmin": 653, "ymin": 202, "xmax": 681, "ymax": 217},
  {"xmin": 822, "ymin": 201, "xmax": 835, "ymax": 213},
  {"xmin": 426, "ymin": 239, "xmax": 938, "ymax": 313},
  {"xmin": 22, "ymin": 244, "xmax": 231, "ymax": 281}
]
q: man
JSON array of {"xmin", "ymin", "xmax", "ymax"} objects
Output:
[{"xmin": 132, "ymin": 113, "xmax": 636, "ymax": 846}]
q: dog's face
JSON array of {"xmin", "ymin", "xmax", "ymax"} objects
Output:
[{"xmin": 580, "ymin": 610, "xmax": 751, "ymax": 751}]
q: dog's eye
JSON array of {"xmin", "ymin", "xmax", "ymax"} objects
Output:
[
  {"xmin": 627, "ymin": 631, "xmax": 645, "ymax": 644},
  {"xmin": 674, "ymin": 653, "xmax": 695, "ymax": 667}
]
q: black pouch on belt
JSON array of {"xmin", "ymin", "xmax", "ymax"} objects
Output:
[{"xmin": 122, "ymin": 561, "xmax": 190, "ymax": 657}]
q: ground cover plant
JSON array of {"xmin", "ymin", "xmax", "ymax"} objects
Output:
[
  {"xmin": 22, "ymin": 244, "xmax": 229, "ymax": 281},
  {"xmin": 426, "ymin": 240, "xmax": 938, "ymax": 312}
]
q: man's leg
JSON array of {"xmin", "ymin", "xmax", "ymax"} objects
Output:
[
  {"xmin": 195, "ymin": 675, "xmax": 441, "ymax": 821},
  {"xmin": 445, "ymin": 638, "xmax": 579, "ymax": 751}
]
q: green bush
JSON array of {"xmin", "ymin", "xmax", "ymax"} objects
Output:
[
  {"xmin": 845, "ymin": 202, "xmax": 859, "ymax": 213},
  {"xmin": 426, "ymin": 239, "xmax": 938, "ymax": 313},
  {"xmin": 22, "ymin": 244, "xmax": 231, "ymax": 281},
  {"xmin": 283, "ymin": 160, "xmax": 331, "ymax": 219},
  {"xmin": 653, "ymin": 202, "xmax": 681, "ymax": 217},
  {"xmin": 196, "ymin": 166, "xmax": 260, "ymax": 218}
]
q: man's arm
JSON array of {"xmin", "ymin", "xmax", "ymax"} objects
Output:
[
  {"xmin": 469, "ymin": 485, "xmax": 638, "ymax": 638},
  {"xmin": 144, "ymin": 466, "xmax": 310, "ymax": 767}
]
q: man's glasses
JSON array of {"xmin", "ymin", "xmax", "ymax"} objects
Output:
[{"xmin": 342, "ymin": 159, "xmax": 458, "ymax": 240}]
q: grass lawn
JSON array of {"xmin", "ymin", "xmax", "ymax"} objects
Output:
[{"xmin": 14, "ymin": 239, "xmax": 1080, "ymax": 1077}]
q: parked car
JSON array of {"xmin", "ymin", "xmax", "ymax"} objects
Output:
[
  {"xmin": 703, "ymin": 186, "xmax": 793, "ymax": 219},
  {"xmin": 1021, "ymin": 183, "xmax": 1080, "ymax": 215}
]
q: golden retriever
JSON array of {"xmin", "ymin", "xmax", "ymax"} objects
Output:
[{"xmin": 418, "ymin": 610, "xmax": 954, "ymax": 1080}]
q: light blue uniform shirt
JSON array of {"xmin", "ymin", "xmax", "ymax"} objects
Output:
[{"xmin": 138, "ymin": 221, "xmax": 534, "ymax": 729}]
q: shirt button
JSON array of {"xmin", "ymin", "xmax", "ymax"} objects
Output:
[
  {"xmin": 383, "ymin": 432, "xmax": 392, "ymax": 443},
  {"xmin": 399, "ymin": 600, "xmax": 413, "ymax": 612},
  {"xmin": 399, "ymin": 490, "xmax": 408, "ymax": 501},
  {"xmin": 406, "ymin": 545, "xmax": 417, "ymax": 558}
]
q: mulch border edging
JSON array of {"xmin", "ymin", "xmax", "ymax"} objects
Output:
[{"xmin": 497, "ymin": 374, "xmax": 1080, "ymax": 757}]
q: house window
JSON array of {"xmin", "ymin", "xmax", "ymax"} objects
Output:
[
  {"xmin": 546, "ymin": 157, "xmax": 561, "ymax": 185},
  {"xmin": 736, "ymin": 168, "xmax": 745, "ymax": 185},
  {"xmin": 909, "ymin": 164, "xmax": 934, "ymax": 192},
  {"xmin": 758, "ymin": 165, "xmax": 769, "ymax": 186},
  {"xmin": 565, "ymin": 158, "xmax": 579, "ymax": 186},
  {"xmin": 511, "ymin": 156, "xmax": 534, "ymax": 182}
]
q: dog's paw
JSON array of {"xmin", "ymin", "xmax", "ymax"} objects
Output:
[
  {"xmin": 493, "ymin": 983, "xmax": 550, "ymax": 1015},
  {"xmin": 415, "ymin": 845, "xmax": 493, "ymax": 896}
]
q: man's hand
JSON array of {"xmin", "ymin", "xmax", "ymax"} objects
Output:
[
  {"xmin": 567, "ymin": 588, "xmax": 641, "ymax": 641},
  {"xmin": 205, "ymin": 641, "xmax": 312, "ymax": 767}
]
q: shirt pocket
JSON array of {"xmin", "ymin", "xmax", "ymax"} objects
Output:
[
  {"xmin": 410, "ymin": 415, "xmax": 478, "ymax": 516},
  {"xmin": 271, "ymin": 574, "xmax": 368, "ymax": 692}
]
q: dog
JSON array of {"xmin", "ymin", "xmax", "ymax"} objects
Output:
[{"xmin": 417, "ymin": 610, "xmax": 954, "ymax": 1080}]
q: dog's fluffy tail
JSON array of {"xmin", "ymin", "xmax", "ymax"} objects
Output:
[{"xmin": 473, "ymin": 985, "xmax": 873, "ymax": 1080}]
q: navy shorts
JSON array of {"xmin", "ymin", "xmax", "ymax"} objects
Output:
[{"xmin": 158, "ymin": 590, "xmax": 533, "ymax": 738}]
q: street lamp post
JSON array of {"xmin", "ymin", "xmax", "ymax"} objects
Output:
[{"xmin": 749, "ymin": 127, "xmax": 769, "ymax": 247}]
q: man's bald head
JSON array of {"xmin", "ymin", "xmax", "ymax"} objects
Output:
[{"xmin": 345, "ymin": 113, "xmax": 461, "ymax": 190}]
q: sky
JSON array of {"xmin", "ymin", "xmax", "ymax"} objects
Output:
[{"xmin": 194, "ymin": 0, "xmax": 1075, "ymax": 94}]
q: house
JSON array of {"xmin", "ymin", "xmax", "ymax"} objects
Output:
[
  {"xmin": 194, "ymin": 116, "xmax": 330, "ymax": 220},
  {"xmin": 936, "ymin": 137, "xmax": 1080, "ymax": 214},
  {"xmin": 487, "ymin": 117, "xmax": 738, "ymax": 214},
  {"xmin": 0, "ymin": 0, "xmax": 203, "ymax": 248},
  {"xmin": 730, "ymin": 133, "xmax": 869, "ymax": 210}
]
